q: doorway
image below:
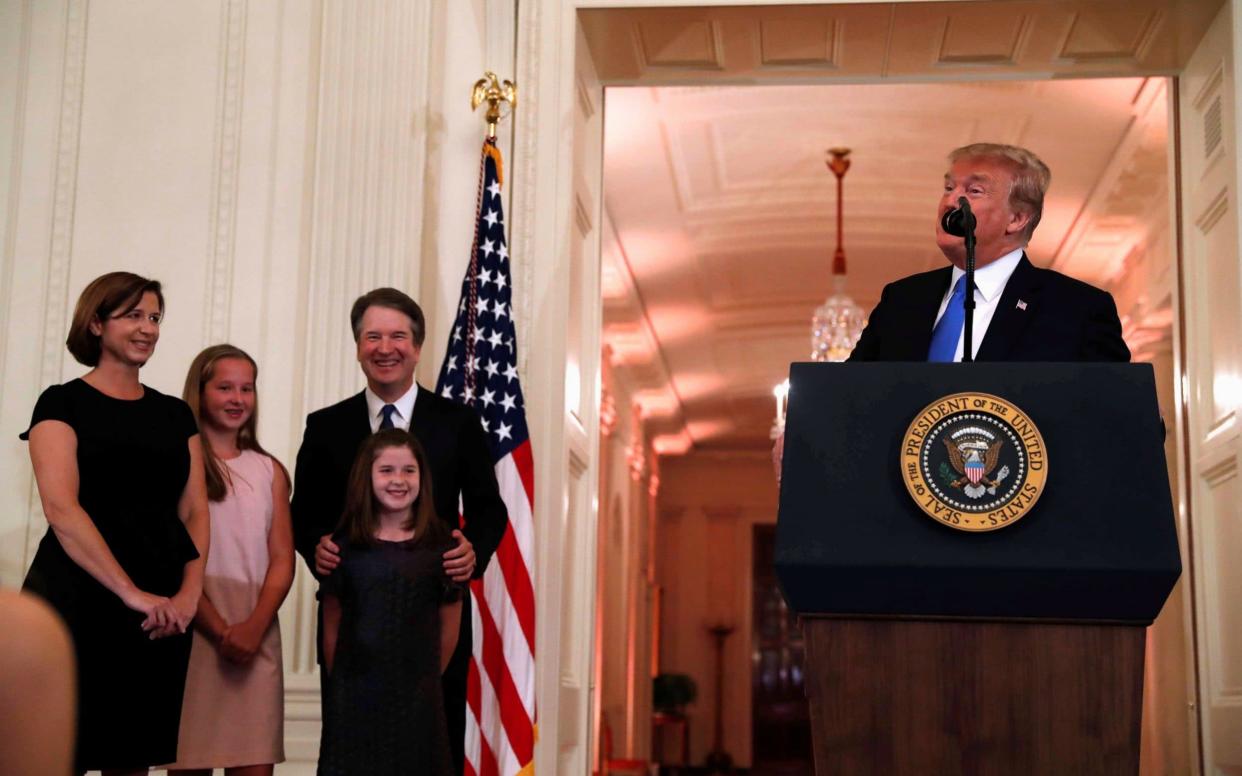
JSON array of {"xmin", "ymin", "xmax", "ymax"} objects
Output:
[
  {"xmin": 525, "ymin": 2, "xmax": 1233, "ymax": 773},
  {"xmin": 752, "ymin": 524, "xmax": 812, "ymax": 775}
]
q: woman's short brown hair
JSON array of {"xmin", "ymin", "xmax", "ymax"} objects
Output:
[{"xmin": 65, "ymin": 272, "xmax": 164, "ymax": 366}]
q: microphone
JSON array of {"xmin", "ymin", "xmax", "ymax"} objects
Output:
[
  {"xmin": 940, "ymin": 197, "xmax": 976, "ymax": 237},
  {"xmin": 941, "ymin": 196, "xmax": 978, "ymax": 362}
]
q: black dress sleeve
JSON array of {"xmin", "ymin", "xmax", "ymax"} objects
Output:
[
  {"xmin": 20, "ymin": 383, "xmax": 72, "ymax": 440},
  {"xmin": 173, "ymin": 397, "xmax": 199, "ymax": 439}
]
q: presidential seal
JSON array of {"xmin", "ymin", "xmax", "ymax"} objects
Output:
[{"xmin": 900, "ymin": 392, "xmax": 1048, "ymax": 532}]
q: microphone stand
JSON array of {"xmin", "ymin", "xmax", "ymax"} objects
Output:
[{"xmin": 958, "ymin": 197, "xmax": 977, "ymax": 363}]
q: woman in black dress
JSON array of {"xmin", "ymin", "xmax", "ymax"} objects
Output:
[{"xmin": 22, "ymin": 271, "xmax": 210, "ymax": 775}]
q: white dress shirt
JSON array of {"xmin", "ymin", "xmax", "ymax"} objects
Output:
[
  {"xmin": 931, "ymin": 247, "xmax": 1025, "ymax": 362},
  {"xmin": 364, "ymin": 382, "xmax": 418, "ymax": 432}
]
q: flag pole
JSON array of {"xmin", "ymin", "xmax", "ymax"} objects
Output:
[
  {"xmin": 465, "ymin": 72, "xmax": 517, "ymax": 402},
  {"xmin": 442, "ymin": 70, "xmax": 536, "ymax": 776}
]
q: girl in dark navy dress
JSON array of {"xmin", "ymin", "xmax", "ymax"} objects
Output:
[
  {"xmin": 22, "ymin": 271, "xmax": 210, "ymax": 775},
  {"xmin": 318, "ymin": 429, "xmax": 462, "ymax": 776}
]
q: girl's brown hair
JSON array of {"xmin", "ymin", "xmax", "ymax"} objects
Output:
[
  {"xmin": 339, "ymin": 429, "xmax": 442, "ymax": 546},
  {"xmin": 66, "ymin": 272, "xmax": 164, "ymax": 366},
  {"xmin": 182, "ymin": 344, "xmax": 285, "ymax": 502}
]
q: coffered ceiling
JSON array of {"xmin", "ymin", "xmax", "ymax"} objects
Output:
[
  {"xmin": 600, "ymin": 77, "xmax": 1170, "ymax": 454},
  {"xmin": 580, "ymin": 0, "xmax": 1220, "ymax": 84}
]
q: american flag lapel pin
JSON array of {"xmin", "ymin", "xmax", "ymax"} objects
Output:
[{"xmin": 1016, "ymin": 300, "xmax": 1028, "ymax": 311}]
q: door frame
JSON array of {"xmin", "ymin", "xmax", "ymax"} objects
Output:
[{"xmin": 511, "ymin": 1, "xmax": 1224, "ymax": 772}]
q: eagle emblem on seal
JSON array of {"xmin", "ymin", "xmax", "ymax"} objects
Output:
[{"xmin": 943, "ymin": 426, "xmax": 1010, "ymax": 499}]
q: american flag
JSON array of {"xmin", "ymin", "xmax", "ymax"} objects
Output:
[{"xmin": 435, "ymin": 139, "xmax": 537, "ymax": 776}]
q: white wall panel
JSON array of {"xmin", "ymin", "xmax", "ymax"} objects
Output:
[
  {"xmin": 1181, "ymin": 2, "xmax": 1242, "ymax": 772},
  {"xmin": 0, "ymin": 1, "xmax": 495, "ymax": 770},
  {"xmin": 71, "ymin": 2, "xmax": 219, "ymax": 393}
]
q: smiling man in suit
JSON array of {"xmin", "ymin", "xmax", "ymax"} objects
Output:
[
  {"xmin": 291, "ymin": 287, "xmax": 507, "ymax": 775},
  {"xmin": 847, "ymin": 143, "xmax": 1131, "ymax": 363}
]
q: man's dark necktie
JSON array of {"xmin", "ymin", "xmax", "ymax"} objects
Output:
[{"xmin": 379, "ymin": 404, "xmax": 398, "ymax": 429}]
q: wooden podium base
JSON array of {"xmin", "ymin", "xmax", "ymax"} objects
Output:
[{"xmin": 802, "ymin": 618, "xmax": 1145, "ymax": 776}]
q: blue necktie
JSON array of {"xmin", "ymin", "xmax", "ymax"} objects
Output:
[
  {"xmin": 379, "ymin": 404, "xmax": 398, "ymax": 429},
  {"xmin": 927, "ymin": 275, "xmax": 968, "ymax": 362}
]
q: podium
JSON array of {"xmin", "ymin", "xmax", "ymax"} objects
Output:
[{"xmin": 775, "ymin": 363, "xmax": 1181, "ymax": 775}]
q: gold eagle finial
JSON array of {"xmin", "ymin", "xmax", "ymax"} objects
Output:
[{"xmin": 471, "ymin": 72, "xmax": 517, "ymax": 140}]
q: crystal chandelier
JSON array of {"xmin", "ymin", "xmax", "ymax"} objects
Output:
[
  {"xmin": 774, "ymin": 149, "xmax": 867, "ymax": 438},
  {"xmin": 810, "ymin": 148, "xmax": 866, "ymax": 363}
]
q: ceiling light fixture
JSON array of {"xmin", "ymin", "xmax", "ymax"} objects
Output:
[
  {"xmin": 774, "ymin": 148, "xmax": 867, "ymax": 438},
  {"xmin": 810, "ymin": 147, "xmax": 867, "ymax": 363}
]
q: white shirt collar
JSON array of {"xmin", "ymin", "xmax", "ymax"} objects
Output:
[
  {"xmin": 364, "ymin": 382, "xmax": 419, "ymax": 431},
  {"xmin": 948, "ymin": 247, "xmax": 1024, "ymax": 303}
]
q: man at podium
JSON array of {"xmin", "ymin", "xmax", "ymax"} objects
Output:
[
  {"xmin": 848, "ymin": 142, "xmax": 1131, "ymax": 364},
  {"xmin": 773, "ymin": 144, "xmax": 1130, "ymax": 476},
  {"xmin": 773, "ymin": 145, "xmax": 1180, "ymax": 776}
]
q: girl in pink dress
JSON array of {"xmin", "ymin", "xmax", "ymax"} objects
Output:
[{"xmin": 168, "ymin": 345, "xmax": 294, "ymax": 776}]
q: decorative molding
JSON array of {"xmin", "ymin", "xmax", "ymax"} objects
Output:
[
  {"xmin": 1054, "ymin": 10, "xmax": 1161, "ymax": 64},
  {"xmin": 1194, "ymin": 187, "xmax": 1229, "ymax": 234},
  {"xmin": 205, "ymin": 0, "xmax": 247, "ymax": 343},
  {"xmin": 599, "ymin": 383, "xmax": 618, "ymax": 437},
  {"xmin": 39, "ymin": 0, "xmax": 88, "ymax": 392},
  {"xmin": 575, "ymin": 71, "xmax": 595, "ymax": 119},
  {"xmin": 568, "ymin": 444, "xmax": 589, "ymax": 479},
  {"xmin": 26, "ymin": 0, "xmax": 90, "ymax": 561},
  {"xmin": 626, "ymin": 403, "xmax": 646, "ymax": 480},
  {"xmin": 1201, "ymin": 453, "xmax": 1238, "ymax": 489},
  {"xmin": 626, "ymin": 444, "xmax": 646, "ymax": 481},
  {"xmin": 758, "ymin": 18, "xmax": 839, "ymax": 69},
  {"xmin": 936, "ymin": 14, "xmax": 1032, "ymax": 66},
  {"xmin": 586, "ymin": 3, "xmax": 1212, "ymax": 83},
  {"xmin": 1121, "ymin": 306, "xmax": 1174, "ymax": 362},
  {"xmin": 1050, "ymin": 85, "xmax": 1169, "ymax": 284},
  {"xmin": 301, "ymin": 0, "xmax": 434, "ymax": 416},
  {"xmin": 0, "ymin": 0, "xmax": 34, "ymax": 404},
  {"xmin": 509, "ymin": 0, "xmax": 542, "ymax": 381},
  {"xmin": 574, "ymin": 188, "xmax": 594, "ymax": 236},
  {"xmin": 1191, "ymin": 61, "xmax": 1224, "ymax": 111},
  {"xmin": 631, "ymin": 19, "xmax": 725, "ymax": 71}
]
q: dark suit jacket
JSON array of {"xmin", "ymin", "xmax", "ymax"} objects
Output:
[
  {"xmin": 848, "ymin": 255, "xmax": 1131, "ymax": 362},
  {"xmin": 290, "ymin": 385, "xmax": 508, "ymax": 577}
]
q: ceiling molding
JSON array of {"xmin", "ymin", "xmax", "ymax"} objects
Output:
[
  {"xmin": 582, "ymin": 1, "xmax": 1217, "ymax": 85},
  {"xmin": 599, "ymin": 206, "xmax": 692, "ymax": 452}
]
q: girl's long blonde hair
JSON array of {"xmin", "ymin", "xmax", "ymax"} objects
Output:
[{"xmin": 182, "ymin": 344, "xmax": 283, "ymax": 501}]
